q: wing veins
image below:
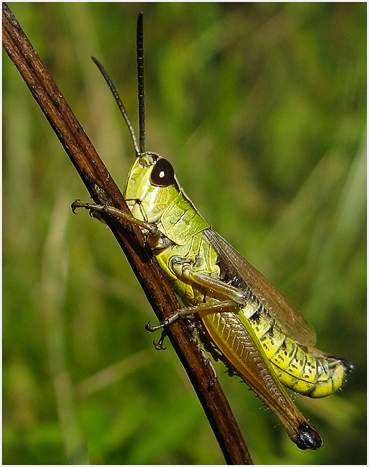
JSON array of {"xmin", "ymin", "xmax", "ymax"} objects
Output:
[{"xmin": 203, "ymin": 229, "xmax": 316, "ymax": 347}]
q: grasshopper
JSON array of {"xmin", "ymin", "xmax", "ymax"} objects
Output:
[{"xmin": 72, "ymin": 13, "xmax": 352, "ymax": 450}]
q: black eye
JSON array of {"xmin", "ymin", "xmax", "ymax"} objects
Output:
[{"xmin": 151, "ymin": 158, "xmax": 175, "ymax": 187}]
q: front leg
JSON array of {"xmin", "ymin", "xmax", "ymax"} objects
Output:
[{"xmin": 71, "ymin": 199, "xmax": 160, "ymax": 238}]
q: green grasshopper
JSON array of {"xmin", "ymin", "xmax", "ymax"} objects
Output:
[{"xmin": 72, "ymin": 13, "xmax": 352, "ymax": 450}]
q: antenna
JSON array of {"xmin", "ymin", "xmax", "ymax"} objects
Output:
[
  {"xmin": 92, "ymin": 57, "xmax": 140, "ymax": 157},
  {"xmin": 137, "ymin": 12, "xmax": 146, "ymax": 154},
  {"xmin": 91, "ymin": 13, "xmax": 146, "ymax": 157}
]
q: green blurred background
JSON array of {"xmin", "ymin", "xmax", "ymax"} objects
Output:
[{"xmin": 3, "ymin": 2, "xmax": 366, "ymax": 464}]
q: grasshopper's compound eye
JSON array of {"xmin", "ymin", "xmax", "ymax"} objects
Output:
[{"xmin": 151, "ymin": 158, "xmax": 175, "ymax": 187}]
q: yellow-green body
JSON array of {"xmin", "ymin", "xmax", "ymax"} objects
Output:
[{"xmin": 125, "ymin": 152, "xmax": 349, "ymax": 399}]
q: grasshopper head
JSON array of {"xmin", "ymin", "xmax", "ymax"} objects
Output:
[{"xmin": 124, "ymin": 152, "xmax": 180, "ymax": 224}]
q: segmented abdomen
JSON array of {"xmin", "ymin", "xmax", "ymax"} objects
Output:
[{"xmin": 242, "ymin": 298, "xmax": 347, "ymax": 397}]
